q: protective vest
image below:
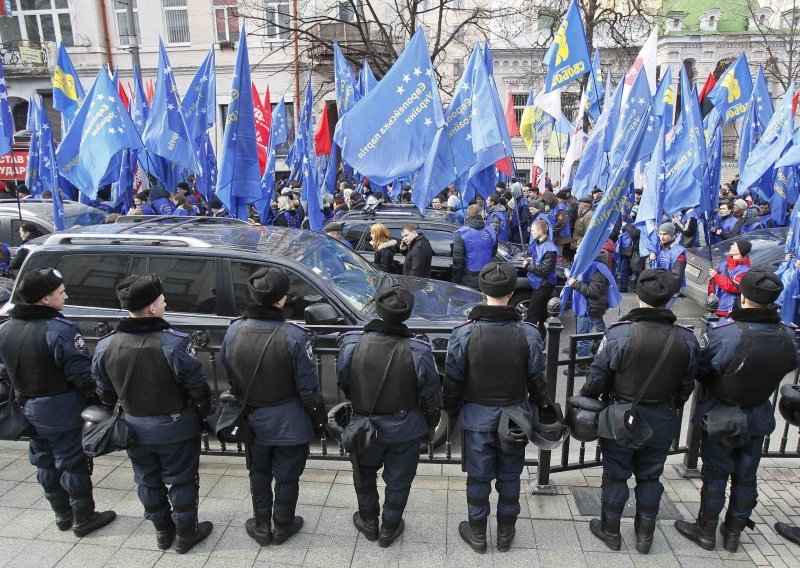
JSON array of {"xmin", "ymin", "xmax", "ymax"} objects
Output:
[
  {"xmin": 104, "ymin": 332, "xmax": 187, "ymax": 416},
  {"xmin": 348, "ymin": 333, "xmax": 418, "ymax": 415},
  {"xmin": 456, "ymin": 225, "xmax": 495, "ymax": 272},
  {"xmin": 226, "ymin": 323, "xmax": 296, "ymax": 408},
  {"xmin": 487, "ymin": 209, "xmax": 508, "ymax": 241},
  {"xmin": 612, "ymin": 321, "xmax": 690, "ymax": 403},
  {"xmin": 526, "ymin": 240, "xmax": 558, "ymax": 289},
  {"xmin": 0, "ymin": 319, "xmax": 72, "ymax": 397},
  {"xmin": 705, "ymin": 322, "xmax": 797, "ymax": 407},
  {"xmin": 656, "ymin": 242, "xmax": 687, "ymax": 287},
  {"xmin": 464, "ymin": 322, "xmax": 528, "ymax": 406},
  {"xmin": 551, "ymin": 203, "xmax": 571, "ymax": 238},
  {"xmin": 714, "ymin": 260, "xmax": 750, "ymax": 314}
]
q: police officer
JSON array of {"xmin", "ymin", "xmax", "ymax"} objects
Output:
[
  {"xmin": 524, "ymin": 219, "xmax": 558, "ymax": 335},
  {"xmin": 675, "ymin": 270, "xmax": 800, "ymax": 553},
  {"xmin": 93, "ymin": 275, "xmax": 213, "ymax": 553},
  {"xmin": 580, "ymin": 269, "xmax": 699, "ymax": 554},
  {"xmin": 220, "ymin": 267, "xmax": 325, "ymax": 547},
  {"xmin": 336, "ymin": 285, "xmax": 440, "ymax": 547},
  {"xmin": 444, "ymin": 262, "xmax": 548, "ymax": 554},
  {"xmin": 452, "ymin": 204, "xmax": 498, "ymax": 290},
  {"xmin": 0, "ymin": 269, "xmax": 116, "ymax": 537}
]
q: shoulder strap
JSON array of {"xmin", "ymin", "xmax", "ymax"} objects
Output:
[
  {"xmin": 367, "ymin": 341, "xmax": 403, "ymax": 415},
  {"xmin": 631, "ymin": 325, "xmax": 677, "ymax": 408},
  {"xmin": 113, "ymin": 335, "xmax": 149, "ymax": 416},
  {"xmin": 239, "ymin": 323, "xmax": 286, "ymax": 407}
]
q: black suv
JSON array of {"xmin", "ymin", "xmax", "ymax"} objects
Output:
[
  {"xmin": 0, "ymin": 199, "xmax": 108, "ymax": 246},
  {"xmin": 334, "ymin": 205, "xmax": 565, "ymax": 315},
  {"xmin": 6, "ymin": 217, "xmax": 483, "ymax": 445}
]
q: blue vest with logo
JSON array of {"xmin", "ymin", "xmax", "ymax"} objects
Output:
[
  {"xmin": 714, "ymin": 259, "xmax": 750, "ymax": 314},
  {"xmin": 656, "ymin": 242, "xmax": 687, "ymax": 287},
  {"xmin": 719, "ymin": 214, "xmax": 739, "ymax": 236},
  {"xmin": 487, "ymin": 209, "xmax": 508, "ymax": 242},
  {"xmin": 456, "ymin": 225, "xmax": 496, "ymax": 272},
  {"xmin": 571, "ymin": 261, "xmax": 622, "ymax": 317},
  {"xmin": 526, "ymin": 240, "xmax": 558, "ymax": 289},
  {"xmin": 529, "ymin": 212, "xmax": 554, "ymax": 244},
  {"xmin": 551, "ymin": 203, "xmax": 571, "ymax": 238}
]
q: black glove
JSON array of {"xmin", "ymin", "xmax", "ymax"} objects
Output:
[
  {"xmin": 97, "ymin": 387, "xmax": 118, "ymax": 410},
  {"xmin": 300, "ymin": 389, "xmax": 327, "ymax": 437},
  {"xmin": 74, "ymin": 375, "xmax": 100, "ymax": 406},
  {"xmin": 187, "ymin": 383, "xmax": 212, "ymax": 419},
  {"xmin": 442, "ymin": 376, "xmax": 463, "ymax": 419},
  {"xmin": 420, "ymin": 392, "xmax": 442, "ymax": 443},
  {"xmin": 527, "ymin": 373, "xmax": 550, "ymax": 408}
]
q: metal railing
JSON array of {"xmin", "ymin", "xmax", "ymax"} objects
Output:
[{"xmin": 70, "ymin": 300, "xmax": 800, "ymax": 484}]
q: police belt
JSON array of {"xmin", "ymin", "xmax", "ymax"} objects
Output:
[
  {"xmin": 243, "ymin": 394, "xmax": 299, "ymax": 410},
  {"xmin": 610, "ymin": 394, "xmax": 672, "ymax": 406},
  {"xmin": 709, "ymin": 394, "xmax": 754, "ymax": 410},
  {"xmin": 353, "ymin": 407, "xmax": 414, "ymax": 420}
]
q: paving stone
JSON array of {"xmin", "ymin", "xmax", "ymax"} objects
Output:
[
  {"xmin": 0, "ymin": 461, "xmax": 36, "ymax": 482},
  {"xmin": 490, "ymin": 547, "xmax": 541, "ymax": 568},
  {"xmin": 444, "ymin": 544, "xmax": 493, "ymax": 568},
  {"xmin": 401, "ymin": 512, "xmax": 447, "ymax": 544},
  {"xmin": 410, "ymin": 475, "xmax": 449, "ymax": 490},
  {"xmin": 536, "ymin": 548, "xmax": 588, "ymax": 568},
  {"xmin": 322, "ymin": 485, "xmax": 357, "ymax": 508},
  {"xmin": 313, "ymin": 507, "xmax": 359, "ymax": 539},
  {"xmin": 80, "ymin": 514, "xmax": 142, "ymax": 548},
  {"xmin": 620, "ymin": 522, "xmax": 672, "ymax": 555},
  {"xmin": 299, "ymin": 469, "xmax": 337, "ymax": 484},
  {"xmin": 350, "ymin": 537, "xmax": 401, "ymax": 568},
  {"xmin": 123, "ymin": 518, "xmax": 165, "ymax": 551},
  {"xmin": 397, "ymin": 542, "xmax": 446, "ymax": 568},
  {"xmin": 583, "ymin": 550, "xmax": 635, "ymax": 568},
  {"xmin": 208, "ymin": 525, "xmax": 261, "ymax": 560},
  {"xmin": 576, "ymin": 519, "xmax": 629, "ymax": 552},
  {"xmin": 95, "ymin": 467, "xmax": 136, "ymax": 491},
  {"xmin": 109, "ymin": 490, "xmax": 146, "ymax": 518},
  {"xmin": 7, "ymin": 541, "xmax": 73, "ymax": 568},
  {"xmin": 207, "ymin": 475, "xmax": 250, "ymax": 501},
  {"xmin": 296, "ymin": 482, "xmax": 330, "ymax": 506},
  {"xmin": 54, "ymin": 544, "xmax": 116, "ymax": 568},
  {"xmin": 531, "ymin": 519, "xmax": 580, "ymax": 550},
  {"xmin": 203, "ymin": 557, "xmax": 256, "ymax": 568},
  {"xmin": 255, "ymin": 529, "xmax": 312, "ymax": 565},
  {"xmin": 0, "ymin": 483, "xmax": 41, "ymax": 509},
  {"xmin": 527, "ymin": 494, "xmax": 574, "ymax": 520},
  {"xmin": 197, "ymin": 496, "xmax": 246, "ymax": 524},
  {"xmin": 405, "ymin": 489, "xmax": 447, "ymax": 514},
  {"xmin": 0, "ymin": 508, "xmax": 56, "ymax": 539},
  {"xmin": 0, "ymin": 537, "xmax": 33, "ymax": 567},
  {"xmin": 152, "ymin": 552, "xmax": 210, "ymax": 568},
  {"xmin": 661, "ymin": 523, "xmax": 720, "ymax": 558},
  {"xmin": 301, "ymin": 533, "xmax": 355, "ymax": 568},
  {"xmin": 198, "ymin": 474, "xmax": 223, "ymax": 497}
]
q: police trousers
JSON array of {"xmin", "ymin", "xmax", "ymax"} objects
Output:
[
  {"xmin": 28, "ymin": 428, "xmax": 93, "ymax": 512},
  {"xmin": 249, "ymin": 442, "xmax": 309, "ymax": 523},
  {"xmin": 599, "ymin": 437, "xmax": 671, "ymax": 520},
  {"xmin": 699, "ymin": 432, "xmax": 763, "ymax": 521},
  {"xmin": 127, "ymin": 436, "xmax": 201, "ymax": 526},
  {"xmin": 353, "ymin": 439, "xmax": 420, "ymax": 531},
  {"xmin": 463, "ymin": 430, "xmax": 525, "ymax": 524}
]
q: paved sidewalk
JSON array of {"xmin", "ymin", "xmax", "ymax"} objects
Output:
[{"xmin": 0, "ymin": 441, "xmax": 798, "ymax": 568}]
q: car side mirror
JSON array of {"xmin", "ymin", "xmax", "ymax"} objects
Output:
[{"xmin": 304, "ymin": 303, "xmax": 340, "ymax": 325}]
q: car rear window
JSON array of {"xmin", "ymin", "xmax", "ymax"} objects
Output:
[
  {"xmin": 54, "ymin": 254, "xmax": 130, "ymax": 309},
  {"xmin": 149, "ymin": 257, "xmax": 217, "ymax": 315}
]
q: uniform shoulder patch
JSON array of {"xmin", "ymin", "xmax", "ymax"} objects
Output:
[
  {"xmin": 165, "ymin": 328, "xmax": 189, "ymax": 338},
  {"xmin": 608, "ymin": 320, "xmax": 632, "ymax": 328},
  {"xmin": 74, "ymin": 332, "xmax": 86, "ymax": 351},
  {"xmin": 410, "ymin": 336, "xmax": 433, "ymax": 347},
  {"xmin": 710, "ymin": 318, "xmax": 735, "ymax": 329},
  {"xmin": 53, "ymin": 316, "xmax": 76, "ymax": 326},
  {"xmin": 676, "ymin": 323, "xmax": 694, "ymax": 332}
]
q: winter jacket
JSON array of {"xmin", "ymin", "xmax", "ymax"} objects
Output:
[
  {"xmin": 571, "ymin": 208, "xmax": 593, "ymax": 251},
  {"xmin": 402, "ymin": 234, "xmax": 433, "ymax": 278},
  {"xmin": 571, "ymin": 256, "xmax": 612, "ymax": 317},
  {"xmin": 373, "ymin": 239, "xmax": 398, "ymax": 273}
]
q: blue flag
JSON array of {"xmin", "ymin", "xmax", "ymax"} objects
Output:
[
  {"xmin": 253, "ymin": 101, "xmax": 287, "ymax": 224},
  {"xmin": 607, "ymin": 69, "xmax": 651, "ymax": 172},
  {"xmin": 112, "ymin": 149, "xmax": 136, "ymax": 213},
  {"xmin": 29, "ymin": 95, "xmax": 63, "ymax": 227},
  {"xmin": 56, "ymin": 69, "xmax": 144, "ymax": 198},
  {"xmin": 770, "ymin": 166, "xmax": 798, "ymax": 226},
  {"xmin": 334, "ymin": 28, "xmax": 444, "ymax": 186},
  {"xmin": 637, "ymin": 68, "xmax": 675, "ymax": 163},
  {"xmin": 195, "ymin": 132, "xmax": 217, "ymax": 201},
  {"xmin": 181, "ymin": 48, "xmax": 216, "ymax": 143},
  {"xmin": 707, "ymin": 53, "xmax": 753, "ymax": 124},
  {"xmin": 738, "ymin": 66, "xmax": 773, "ymax": 184},
  {"xmin": 542, "ymin": 0, "xmax": 591, "ymax": 93},
  {"xmin": 271, "ymin": 97, "xmax": 289, "ymax": 146},
  {"xmin": 584, "ymin": 48, "xmax": 604, "ymax": 121},
  {"xmin": 634, "ymin": 119, "xmax": 667, "ymax": 255},
  {"xmin": 334, "ymin": 41, "xmax": 359, "ymax": 116},
  {"xmin": 0, "ymin": 59, "xmax": 13, "ymax": 157},
  {"xmin": 296, "ymin": 72, "xmax": 324, "ymax": 231},
  {"xmin": 131, "ymin": 65, "xmax": 150, "ymax": 135},
  {"xmin": 562, "ymin": 74, "xmax": 652, "ymax": 309},
  {"xmin": 469, "ymin": 44, "xmax": 513, "ymax": 175},
  {"xmin": 143, "ymin": 40, "xmax": 199, "ymax": 181},
  {"xmin": 358, "ymin": 60, "xmax": 378, "ymax": 98},
  {"xmin": 217, "ymin": 22, "xmax": 262, "ymax": 220},
  {"xmin": 25, "ymin": 98, "xmax": 41, "ymax": 194},
  {"xmin": 572, "ymin": 78, "xmax": 622, "ymax": 199},
  {"xmin": 705, "ymin": 109, "xmax": 724, "ymax": 214},
  {"xmin": 742, "ymin": 87, "xmax": 795, "ymax": 185},
  {"xmin": 53, "ymin": 43, "xmax": 85, "ymax": 123}
]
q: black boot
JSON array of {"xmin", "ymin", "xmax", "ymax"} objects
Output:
[
  {"xmin": 674, "ymin": 516, "xmax": 717, "ymax": 551},
  {"xmin": 775, "ymin": 522, "xmax": 800, "ymax": 546},
  {"xmin": 49, "ymin": 498, "xmax": 73, "ymax": 531},
  {"xmin": 589, "ymin": 511, "xmax": 621, "ymax": 551},
  {"xmin": 720, "ymin": 515, "xmax": 750, "ymax": 553},
  {"xmin": 245, "ymin": 508, "xmax": 272, "ymax": 546},
  {"xmin": 72, "ymin": 508, "xmax": 116, "ymax": 537},
  {"xmin": 353, "ymin": 511, "xmax": 378, "ymax": 542},
  {"xmin": 378, "ymin": 519, "xmax": 404, "ymax": 548},
  {"xmin": 458, "ymin": 519, "xmax": 487, "ymax": 554},
  {"xmin": 496, "ymin": 517, "xmax": 516, "ymax": 552},
  {"xmin": 153, "ymin": 517, "xmax": 176, "ymax": 550},
  {"xmin": 272, "ymin": 516, "xmax": 303, "ymax": 545},
  {"xmin": 634, "ymin": 515, "xmax": 657, "ymax": 554},
  {"xmin": 174, "ymin": 520, "xmax": 213, "ymax": 554}
]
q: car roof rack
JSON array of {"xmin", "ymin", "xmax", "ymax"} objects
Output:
[
  {"xmin": 42, "ymin": 233, "xmax": 213, "ymax": 248},
  {"xmin": 113, "ymin": 216, "xmax": 248, "ymax": 234}
]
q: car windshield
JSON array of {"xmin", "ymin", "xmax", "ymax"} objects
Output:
[
  {"xmin": 297, "ymin": 237, "xmax": 383, "ymax": 311},
  {"xmin": 64, "ymin": 210, "xmax": 108, "ymax": 228}
]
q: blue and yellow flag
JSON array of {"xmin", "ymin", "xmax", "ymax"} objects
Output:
[
  {"xmin": 584, "ymin": 48, "xmax": 604, "ymax": 121},
  {"xmin": 707, "ymin": 53, "xmax": 753, "ymax": 124},
  {"xmin": 53, "ymin": 43, "xmax": 85, "ymax": 121},
  {"xmin": 542, "ymin": 0, "xmax": 590, "ymax": 93}
]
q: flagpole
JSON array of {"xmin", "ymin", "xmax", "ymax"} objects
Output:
[
  {"xmin": 292, "ymin": 0, "xmax": 300, "ymax": 126},
  {"xmin": 586, "ymin": 58, "xmax": 603, "ymax": 115},
  {"xmin": 9, "ymin": 135, "xmax": 22, "ymax": 222}
]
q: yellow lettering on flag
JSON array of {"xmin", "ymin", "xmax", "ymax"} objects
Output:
[
  {"xmin": 554, "ymin": 21, "xmax": 570, "ymax": 65},
  {"xmin": 53, "ymin": 66, "xmax": 79, "ymax": 102},
  {"xmin": 720, "ymin": 72, "xmax": 741, "ymax": 103}
]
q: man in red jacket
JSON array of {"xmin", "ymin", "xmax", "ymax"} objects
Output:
[{"xmin": 707, "ymin": 239, "xmax": 751, "ymax": 317}]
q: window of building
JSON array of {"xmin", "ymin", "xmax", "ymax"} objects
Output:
[
  {"xmin": 338, "ymin": 1, "xmax": 361, "ymax": 22},
  {"xmin": 162, "ymin": 0, "xmax": 190, "ymax": 44},
  {"xmin": 0, "ymin": 0, "xmax": 74, "ymax": 46},
  {"xmin": 264, "ymin": 0, "xmax": 290, "ymax": 39},
  {"xmin": 114, "ymin": 0, "xmax": 140, "ymax": 47},
  {"xmin": 214, "ymin": 0, "xmax": 239, "ymax": 42},
  {"xmin": 512, "ymin": 92, "xmax": 528, "ymax": 130}
]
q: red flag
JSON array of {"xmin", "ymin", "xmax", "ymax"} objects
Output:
[
  {"xmin": 117, "ymin": 81, "xmax": 130, "ymax": 110},
  {"xmin": 505, "ymin": 91, "xmax": 520, "ymax": 137},
  {"xmin": 495, "ymin": 157, "xmax": 513, "ymax": 176},
  {"xmin": 146, "ymin": 79, "xmax": 154, "ymax": 105},
  {"xmin": 263, "ymin": 86, "xmax": 272, "ymax": 131},
  {"xmin": 252, "ymin": 83, "xmax": 271, "ymax": 173},
  {"xmin": 314, "ymin": 105, "xmax": 332, "ymax": 156},
  {"xmin": 793, "ymin": 92, "xmax": 799, "ymax": 117},
  {"xmin": 698, "ymin": 73, "xmax": 716, "ymax": 103}
]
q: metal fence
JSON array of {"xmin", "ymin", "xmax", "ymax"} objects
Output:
[{"xmin": 73, "ymin": 304, "xmax": 800, "ymax": 488}]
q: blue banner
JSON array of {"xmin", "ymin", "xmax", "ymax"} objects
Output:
[
  {"xmin": 707, "ymin": 53, "xmax": 753, "ymax": 124},
  {"xmin": 542, "ymin": 0, "xmax": 591, "ymax": 93}
]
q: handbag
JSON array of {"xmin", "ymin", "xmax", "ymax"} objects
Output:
[
  {"xmin": 342, "ymin": 343, "xmax": 401, "ymax": 455},
  {"xmin": 82, "ymin": 336, "xmax": 146, "ymax": 457},
  {"xmin": 598, "ymin": 326, "xmax": 677, "ymax": 449},
  {"xmin": 0, "ymin": 322, "xmax": 36, "ymax": 441},
  {"xmin": 206, "ymin": 324, "xmax": 285, "ymax": 444}
]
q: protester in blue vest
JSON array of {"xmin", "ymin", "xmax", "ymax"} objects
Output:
[
  {"xmin": 650, "ymin": 223, "xmax": 687, "ymax": 307},
  {"xmin": 618, "ymin": 202, "xmax": 643, "ymax": 294},
  {"xmin": 134, "ymin": 192, "xmax": 157, "ymax": 215},
  {"xmin": 485, "ymin": 194, "xmax": 509, "ymax": 242},
  {"xmin": 452, "ymin": 204, "xmax": 497, "ymax": 290},
  {"xmin": 673, "ymin": 208, "xmax": 699, "ymax": 248},
  {"xmin": 149, "ymin": 186, "xmax": 175, "ymax": 215},
  {"xmin": 509, "ymin": 182, "xmax": 530, "ymax": 244},
  {"xmin": 708, "ymin": 239, "xmax": 751, "ymax": 317},
  {"xmin": 740, "ymin": 204, "xmax": 764, "ymax": 234},
  {"xmin": 551, "ymin": 190, "xmax": 572, "ymax": 253},
  {"xmin": 713, "ymin": 201, "xmax": 742, "ymax": 243},
  {"xmin": 528, "ymin": 200, "xmax": 553, "ymax": 243},
  {"xmin": 759, "ymin": 203, "xmax": 776, "ymax": 228},
  {"xmin": 272, "ymin": 195, "xmax": 300, "ymax": 228},
  {"xmin": 524, "ymin": 220, "xmax": 558, "ymax": 335},
  {"xmin": 567, "ymin": 250, "xmax": 621, "ymax": 376}
]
